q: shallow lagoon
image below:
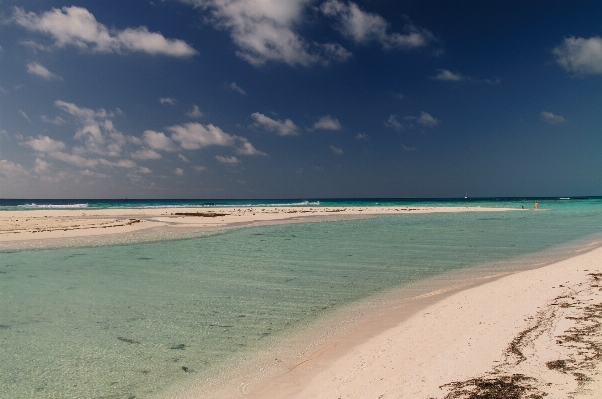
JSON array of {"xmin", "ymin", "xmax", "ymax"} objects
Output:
[{"xmin": 1, "ymin": 206, "xmax": 602, "ymax": 398}]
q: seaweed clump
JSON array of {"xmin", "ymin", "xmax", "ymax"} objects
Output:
[{"xmin": 439, "ymin": 374, "xmax": 546, "ymax": 399}]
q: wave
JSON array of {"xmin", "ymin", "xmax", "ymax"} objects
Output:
[{"xmin": 17, "ymin": 203, "xmax": 89, "ymax": 209}]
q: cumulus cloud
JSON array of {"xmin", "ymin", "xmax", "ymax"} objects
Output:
[
  {"xmin": 194, "ymin": 165, "xmax": 207, "ymax": 172},
  {"xmin": 251, "ymin": 112, "xmax": 299, "ymax": 136},
  {"xmin": 142, "ymin": 130, "xmax": 178, "ymax": 152},
  {"xmin": 167, "ymin": 122, "xmax": 263, "ymax": 155},
  {"xmin": 138, "ymin": 167, "xmax": 152, "ymax": 174},
  {"xmin": 541, "ymin": 111, "xmax": 568, "ymax": 125},
  {"xmin": 433, "ymin": 69, "xmax": 464, "ymax": 82},
  {"xmin": 55, "ymin": 100, "xmax": 125, "ymax": 156},
  {"xmin": 321, "ymin": 0, "xmax": 433, "ymax": 50},
  {"xmin": 0, "ymin": 159, "xmax": 30, "ymax": 178},
  {"xmin": 169, "ymin": 122, "xmax": 236, "ymax": 149},
  {"xmin": 215, "ymin": 155, "xmax": 240, "ymax": 164},
  {"xmin": 237, "ymin": 140, "xmax": 266, "ymax": 155},
  {"xmin": 554, "ymin": 36, "xmax": 602, "ymax": 75},
  {"xmin": 131, "ymin": 148, "xmax": 162, "ymax": 160},
  {"xmin": 355, "ymin": 133, "xmax": 369, "ymax": 140},
  {"xmin": 312, "ymin": 115, "xmax": 342, "ymax": 131},
  {"xmin": 160, "ymin": 97, "xmax": 177, "ymax": 105},
  {"xmin": 13, "ymin": 6, "xmax": 197, "ymax": 57},
  {"xmin": 229, "ymin": 82, "xmax": 247, "ymax": 95},
  {"xmin": 417, "ymin": 111, "xmax": 438, "ymax": 127},
  {"xmin": 178, "ymin": 154, "xmax": 190, "ymax": 162},
  {"xmin": 175, "ymin": 167, "xmax": 184, "ymax": 176},
  {"xmin": 24, "ymin": 135, "xmax": 67, "ymax": 152},
  {"xmin": 329, "ymin": 145, "xmax": 343, "ymax": 154},
  {"xmin": 186, "ymin": 105, "xmax": 203, "ymax": 118},
  {"xmin": 27, "ymin": 62, "xmax": 62, "ymax": 80},
  {"xmin": 185, "ymin": 0, "xmax": 349, "ymax": 66}
]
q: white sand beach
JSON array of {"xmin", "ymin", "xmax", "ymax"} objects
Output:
[{"xmin": 2, "ymin": 206, "xmax": 600, "ymax": 398}]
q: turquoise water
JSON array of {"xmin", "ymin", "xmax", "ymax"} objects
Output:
[
  {"xmin": 1, "ymin": 202, "xmax": 602, "ymax": 398},
  {"xmin": 1, "ymin": 196, "xmax": 601, "ymax": 211}
]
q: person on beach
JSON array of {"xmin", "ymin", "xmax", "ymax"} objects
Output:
[{"xmin": 535, "ymin": 201, "xmax": 539, "ymax": 209}]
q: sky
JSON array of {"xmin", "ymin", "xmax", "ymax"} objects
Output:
[{"xmin": 1, "ymin": 0, "xmax": 602, "ymax": 199}]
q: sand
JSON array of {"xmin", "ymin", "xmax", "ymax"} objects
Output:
[
  {"xmin": 2, "ymin": 205, "xmax": 601, "ymax": 398},
  {"xmin": 0, "ymin": 205, "xmax": 517, "ymax": 245}
]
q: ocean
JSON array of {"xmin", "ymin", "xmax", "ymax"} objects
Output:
[{"xmin": 1, "ymin": 197, "xmax": 601, "ymax": 398}]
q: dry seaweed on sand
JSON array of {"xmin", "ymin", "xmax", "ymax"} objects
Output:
[{"xmin": 438, "ymin": 374, "xmax": 545, "ymax": 399}]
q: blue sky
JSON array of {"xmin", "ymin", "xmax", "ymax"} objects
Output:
[{"xmin": 1, "ymin": 0, "xmax": 602, "ymax": 199}]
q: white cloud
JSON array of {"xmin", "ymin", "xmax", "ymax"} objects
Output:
[
  {"xmin": 24, "ymin": 135, "xmax": 67, "ymax": 152},
  {"xmin": 55, "ymin": 100, "xmax": 125, "ymax": 156},
  {"xmin": 178, "ymin": 154, "xmax": 190, "ymax": 162},
  {"xmin": 355, "ymin": 133, "xmax": 368, "ymax": 140},
  {"xmin": 0, "ymin": 160, "xmax": 30, "ymax": 178},
  {"xmin": 312, "ymin": 115, "xmax": 342, "ymax": 131},
  {"xmin": 321, "ymin": 0, "xmax": 433, "ymax": 50},
  {"xmin": 329, "ymin": 145, "xmax": 343, "ymax": 154},
  {"xmin": 186, "ymin": 0, "xmax": 348, "ymax": 66},
  {"xmin": 131, "ymin": 148, "xmax": 162, "ymax": 160},
  {"xmin": 251, "ymin": 112, "xmax": 299, "ymax": 136},
  {"xmin": 169, "ymin": 122, "xmax": 237, "ymax": 149},
  {"xmin": 417, "ymin": 111, "xmax": 438, "ymax": 128},
  {"xmin": 541, "ymin": 111, "xmax": 568, "ymax": 125},
  {"xmin": 236, "ymin": 140, "xmax": 266, "ymax": 155},
  {"xmin": 215, "ymin": 155, "xmax": 240, "ymax": 164},
  {"xmin": 433, "ymin": 69, "xmax": 464, "ymax": 82},
  {"xmin": 14, "ymin": 6, "xmax": 197, "ymax": 57},
  {"xmin": 194, "ymin": 165, "xmax": 207, "ymax": 172},
  {"xmin": 27, "ymin": 62, "xmax": 62, "ymax": 80},
  {"xmin": 142, "ymin": 130, "xmax": 178, "ymax": 152},
  {"xmin": 229, "ymin": 82, "xmax": 247, "ymax": 95},
  {"xmin": 138, "ymin": 167, "xmax": 152, "ymax": 174},
  {"xmin": 175, "ymin": 167, "xmax": 184, "ymax": 176},
  {"xmin": 33, "ymin": 157, "xmax": 52, "ymax": 174},
  {"xmin": 41, "ymin": 115, "xmax": 66, "ymax": 125},
  {"xmin": 432, "ymin": 69, "xmax": 499, "ymax": 84},
  {"xmin": 384, "ymin": 114, "xmax": 403, "ymax": 131},
  {"xmin": 19, "ymin": 110, "xmax": 32, "ymax": 123},
  {"xmin": 186, "ymin": 105, "xmax": 203, "ymax": 118},
  {"xmin": 553, "ymin": 36, "xmax": 602, "ymax": 75},
  {"xmin": 402, "ymin": 144, "xmax": 417, "ymax": 152},
  {"xmin": 160, "ymin": 97, "xmax": 177, "ymax": 105}
]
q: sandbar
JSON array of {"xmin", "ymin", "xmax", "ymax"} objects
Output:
[{"xmin": 0, "ymin": 205, "xmax": 517, "ymax": 247}]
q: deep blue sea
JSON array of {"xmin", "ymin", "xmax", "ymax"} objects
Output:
[{"xmin": 1, "ymin": 197, "xmax": 602, "ymax": 398}]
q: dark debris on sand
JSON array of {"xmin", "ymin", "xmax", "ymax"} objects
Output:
[
  {"xmin": 438, "ymin": 374, "xmax": 545, "ymax": 399},
  {"xmin": 433, "ymin": 271, "xmax": 602, "ymax": 399}
]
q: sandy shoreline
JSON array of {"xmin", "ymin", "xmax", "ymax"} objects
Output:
[
  {"xmin": 0, "ymin": 205, "xmax": 518, "ymax": 247},
  {"xmin": 172, "ymin": 240, "xmax": 602, "ymax": 399},
  {"xmin": 3, "ymin": 205, "xmax": 601, "ymax": 398}
]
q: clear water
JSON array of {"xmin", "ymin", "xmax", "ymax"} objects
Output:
[{"xmin": 1, "ymin": 202, "xmax": 602, "ymax": 398}]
